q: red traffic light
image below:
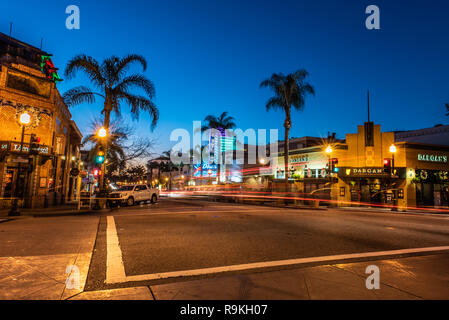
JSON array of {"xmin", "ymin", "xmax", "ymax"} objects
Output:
[{"xmin": 384, "ymin": 159, "xmax": 390, "ymax": 165}]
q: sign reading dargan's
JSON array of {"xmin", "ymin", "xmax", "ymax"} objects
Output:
[
  {"xmin": 418, "ymin": 154, "xmax": 448, "ymax": 163},
  {"xmin": 339, "ymin": 167, "xmax": 387, "ymax": 177}
]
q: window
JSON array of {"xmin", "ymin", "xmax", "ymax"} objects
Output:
[{"xmin": 136, "ymin": 185, "xmax": 147, "ymax": 191}]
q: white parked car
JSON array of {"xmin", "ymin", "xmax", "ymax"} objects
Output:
[{"xmin": 108, "ymin": 184, "xmax": 159, "ymax": 207}]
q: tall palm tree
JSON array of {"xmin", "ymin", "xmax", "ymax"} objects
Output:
[
  {"xmin": 446, "ymin": 103, "xmax": 449, "ymax": 117},
  {"xmin": 202, "ymin": 112, "xmax": 236, "ymax": 183},
  {"xmin": 63, "ymin": 54, "xmax": 159, "ymax": 130},
  {"xmin": 260, "ymin": 70, "xmax": 315, "ymax": 190}
]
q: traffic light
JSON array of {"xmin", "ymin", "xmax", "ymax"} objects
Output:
[
  {"xmin": 93, "ymin": 169, "xmax": 103, "ymax": 177},
  {"xmin": 330, "ymin": 158, "xmax": 339, "ymax": 173},
  {"xmin": 95, "ymin": 151, "xmax": 105, "ymax": 164},
  {"xmin": 384, "ymin": 159, "xmax": 392, "ymax": 174},
  {"xmin": 29, "ymin": 134, "xmax": 41, "ymax": 155}
]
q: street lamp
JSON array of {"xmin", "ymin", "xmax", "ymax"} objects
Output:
[
  {"xmin": 390, "ymin": 144, "xmax": 398, "ymax": 211},
  {"xmin": 98, "ymin": 127, "xmax": 107, "ymax": 138},
  {"xmin": 208, "ymin": 169, "xmax": 213, "ymax": 185},
  {"xmin": 97, "ymin": 127, "xmax": 108, "ymax": 193},
  {"xmin": 9, "ymin": 112, "xmax": 31, "ymax": 216},
  {"xmin": 389, "ymin": 145, "xmax": 397, "ymax": 176},
  {"xmin": 325, "ymin": 146, "xmax": 333, "ymax": 178}
]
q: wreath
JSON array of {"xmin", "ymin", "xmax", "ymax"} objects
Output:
[{"xmin": 420, "ymin": 170, "xmax": 428, "ymax": 180}]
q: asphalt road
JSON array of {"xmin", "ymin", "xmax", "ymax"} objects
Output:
[
  {"xmin": 85, "ymin": 198, "xmax": 449, "ymax": 290},
  {"xmin": 1, "ymin": 199, "xmax": 449, "ymax": 295}
]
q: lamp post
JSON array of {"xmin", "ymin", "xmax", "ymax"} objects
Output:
[
  {"xmin": 9, "ymin": 112, "xmax": 31, "ymax": 216},
  {"xmin": 97, "ymin": 127, "xmax": 108, "ymax": 191},
  {"xmin": 325, "ymin": 146, "xmax": 333, "ymax": 179},
  {"xmin": 208, "ymin": 169, "xmax": 213, "ymax": 185},
  {"xmin": 390, "ymin": 144, "xmax": 398, "ymax": 211}
]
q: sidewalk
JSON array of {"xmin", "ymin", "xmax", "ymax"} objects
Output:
[
  {"xmin": 148, "ymin": 253, "xmax": 449, "ymax": 300},
  {"xmin": 337, "ymin": 206, "xmax": 449, "ymax": 216},
  {"xmin": 2, "ymin": 251, "xmax": 448, "ymax": 299},
  {"xmin": 0, "ymin": 215, "xmax": 99, "ymax": 300},
  {"xmin": 0, "ymin": 205, "xmax": 103, "ymax": 218}
]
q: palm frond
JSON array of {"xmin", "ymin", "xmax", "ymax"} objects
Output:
[
  {"xmin": 114, "ymin": 74, "xmax": 155, "ymax": 98},
  {"xmin": 64, "ymin": 55, "xmax": 104, "ymax": 87},
  {"xmin": 63, "ymin": 86, "xmax": 102, "ymax": 107},
  {"xmin": 119, "ymin": 93, "xmax": 159, "ymax": 129},
  {"xmin": 117, "ymin": 54, "xmax": 147, "ymax": 77}
]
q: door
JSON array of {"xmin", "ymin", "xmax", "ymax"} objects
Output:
[
  {"xmin": 416, "ymin": 183, "xmax": 434, "ymax": 207},
  {"xmin": 135, "ymin": 185, "xmax": 148, "ymax": 201},
  {"xmin": 3, "ymin": 169, "xmax": 14, "ymax": 198}
]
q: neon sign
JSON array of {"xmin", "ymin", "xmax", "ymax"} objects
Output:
[{"xmin": 41, "ymin": 55, "xmax": 63, "ymax": 83}]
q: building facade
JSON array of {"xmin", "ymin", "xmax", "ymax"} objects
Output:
[
  {"xmin": 335, "ymin": 123, "xmax": 449, "ymax": 209},
  {"xmin": 0, "ymin": 32, "xmax": 82, "ymax": 209},
  {"xmin": 246, "ymin": 123, "xmax": 449, "ymax": 210}
]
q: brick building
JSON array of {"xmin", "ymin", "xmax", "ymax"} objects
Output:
[{"xmin": 0, "ymin": 32, "xmax": 83, "ymax": 209}]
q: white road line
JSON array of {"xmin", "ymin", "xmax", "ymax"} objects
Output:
[
  {"xmin": 104, "ymin": 215, "xmax": 449, "ymax": 284},
  {"xmin": 121, "ymin": 246, "xmax": 449, "ymax": 282},
  {"xmin": 106, "ymin": 216, "xmax": 127, "ymax": 284}
]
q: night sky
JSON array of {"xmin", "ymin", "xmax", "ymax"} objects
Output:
[{"xmin": 2, "ymin": 0, "xmax": 449, "ymax": 154}]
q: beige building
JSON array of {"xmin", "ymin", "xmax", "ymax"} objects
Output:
[
  {"xmin": 257, "ymin": 123, "xmax": 449, "ymax": 210},
  {"xmin": 0, "ymin": 32, "xmax": 82, "ymax": 209},
  {"xmin": 335, "ymin": 123, "xmax": 449, "ymax": 210}
]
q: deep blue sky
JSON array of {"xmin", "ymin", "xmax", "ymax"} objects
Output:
[{"xmin": 2, "ymin": 0, "xmax": 449, "ymax": 154}]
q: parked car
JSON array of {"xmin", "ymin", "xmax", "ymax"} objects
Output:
[{"xmin": 108, "ymin": 184, "xmax": 159, "ymax": 207}]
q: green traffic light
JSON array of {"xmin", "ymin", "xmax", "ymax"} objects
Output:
[{"xmin": 96, "ymin": 156, "xmax": 105, "ymax": 164}]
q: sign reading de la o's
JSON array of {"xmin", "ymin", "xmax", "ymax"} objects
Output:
[{"xmin": 418, "ymin": 154, "xmax": 448, "ymax": 163}]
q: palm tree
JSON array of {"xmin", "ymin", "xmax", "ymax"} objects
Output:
[
  {"xmin": 260, "ymin": 70, "xmax": 315, "ymax": 190},
  {"xmin": 446, "ymin": 103, "xmax": 449, "ymax": 117},
  {"xmin": 63, "ymin": 54, "xmax": 158, "ymax": 192},
  {"xmin": 202, "ymin": 112, "xmax": 236, "ymax": 183},
  {"xmin": 63, "ymin": 54, "xmax": 159, "ymax": 131}
]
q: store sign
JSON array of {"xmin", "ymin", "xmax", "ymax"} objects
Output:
[
  {"xmin": 11, "ymin": 143, "xmax": 50, "ymax": 155},
  {"xmin": 290, "ymin": 155, "xmax": 309, "ymax": 164},
  {"xmin": 417, "ymin": 154, "xmax": 448, "ymax": 163},
  {"xmin": 340, "ymin": 167, "xmax": 387, "ymax": 177}
]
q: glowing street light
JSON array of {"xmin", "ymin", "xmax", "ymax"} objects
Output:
[
  {"xmin": 98, "ymin": 127, "xmax": 107, "ymax": 138},
  {"xmin": 389, "ymin": 145, "xmax": 397, "ymax": 154},
  {"xmin": 325, "ymin": 146, "xmax": 333, "ymax": 154},
  {"xmin": 19, "ymin": 112, "xmax": 31, "ymax": 125}
]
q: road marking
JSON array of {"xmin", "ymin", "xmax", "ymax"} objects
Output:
[
  {"xmin": 106, "ymin": 216, "xmax": 127, "ymax": 284},
  {"xmin": 121, "ymin": 246, "xmax": 449, "ymax": 282},
  {"xmin": 104, "ymin": 217, "xmax": 449, "ymax": 283}
]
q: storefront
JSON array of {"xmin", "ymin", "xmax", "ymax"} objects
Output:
[
  {"xmin": 0, "ymin": 32, "xmax": 83, "ymax": 209},
  {"xmin": 404, "ymin": 146, "xmax": 449, "ymax": 208},
  {"xmin": 335, "ymin": 123, "xmax": 449, "ymax": 210}
]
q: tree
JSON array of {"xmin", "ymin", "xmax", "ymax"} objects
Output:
[
  {"xmin": 63, "ymin": 54, "xmax": 159, "ymax": 191},
  {"xmin": 125, "ymin": 165, "xmax": 147, "ymax": 183},
  {"xmin": 83, "ymin": 119, "xmax": 155, "ymax": 181},
  {"xmin": 202, "ymin": 112, "xmax": 236, "ymax": 182},
  {"xmin": 64, "ymin": 54, "xmax": 158, "ymax": 130},
  {"xmin": 446, "ymin": 103, "xmax": 449, "ymax": 117},
  {"xmin": 260, "ymin": 70, "xmax": 315, "ymax": 190}
]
